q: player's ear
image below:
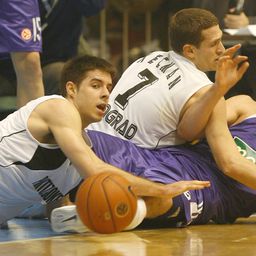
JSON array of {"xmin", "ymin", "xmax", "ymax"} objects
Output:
[
  {"xmin": 183, "ymin": 44, "xmax": 196, "ymax": 59},
  {"xmin": 66, "ymin": 81, "xmax": 77, "ymax": 98}
]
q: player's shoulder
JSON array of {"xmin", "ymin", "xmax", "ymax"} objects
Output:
[
  {"xmin": 33, "ymin": 95, "xmax": 77, "ymax": 121},
  {"xmin": 30, "ymin": 95, "xmax": 66, "ymax": 110}
]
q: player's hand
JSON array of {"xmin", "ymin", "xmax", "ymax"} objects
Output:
[
  {"xmin": 161, "ymin": 180, "xmax": 210, "ymax": 198},
  {"xmin": 223, "ymin": 44, "xmax": 242, "ymax": 58},
  {"xmin": 224, "ymin": 12, "xmax": 249, "ymax": 29},
  {"xmin": 215, "ymin": 45, "xmax": 249, "ymax": 94}
]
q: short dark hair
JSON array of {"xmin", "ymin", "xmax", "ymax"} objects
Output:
[
  {"xmin": 169, "ymin": 8, "xmax": 219, "ymax": 54},
  {"xmin": 60, "ymin": 55, "xmax": 116, "ymax": 97}
]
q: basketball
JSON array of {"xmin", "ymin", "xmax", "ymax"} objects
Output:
[{"xmin": 75, "ymin": 172, "xmax": 138, "ymax": 234}]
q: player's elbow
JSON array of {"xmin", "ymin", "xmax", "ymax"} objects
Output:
[{"xmin": 177, "ymin": 126, "xmax": 199, "ymax": 142}]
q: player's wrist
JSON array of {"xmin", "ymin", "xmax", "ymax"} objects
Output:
[{"xmin": 212, "ymin": 81, "xmax": 227, "ymax": 97}]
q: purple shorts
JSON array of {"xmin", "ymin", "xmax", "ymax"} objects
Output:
[
  {"xmin": 0, "ymin": 0, "xmax": 42, "ymax": 54},
  {"xmin": 87, "ymin": 117, "xmax": 256, "ymax": 225}
]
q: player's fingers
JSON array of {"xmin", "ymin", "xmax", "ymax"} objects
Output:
[
  {"xmin": 170, "ymin": 180, "xmax": 210, "ymax": 197},
  {"xmin": 183, "ymin": 180, "xmax": 211, "ymax": 190},
  {"xmin": 217, "ymin": 55, "xmax": 231, "ymax": 68},
  {"xmin": 237, "ymin": 61, "xmax": 250, "ymax": 79},
  {"xmin": 232, "ymin": 55, "xmax": 248, "ymax": 65},
  {"xmin": 163, "ymin": 180, "xmax": 210, "ymax": 198},
  {"xmin": 223, "ymin": 44, "xmax": 241, "ymax": 57}
]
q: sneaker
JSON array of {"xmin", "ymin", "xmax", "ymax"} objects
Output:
[{"xmin": 51, "ymin": 205, "xmax": 89, "ymax": 233}]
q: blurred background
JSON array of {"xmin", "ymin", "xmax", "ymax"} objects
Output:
[{"xmin": 0, "ymin": 0, "xmax": 256, "ymax": 117}]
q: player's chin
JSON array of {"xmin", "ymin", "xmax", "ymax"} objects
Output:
[
  {"xmin": 92, "ymin": 113, "xmax": 104, "ymax": 122},
  {"xmin": 208, "ymin": 62, "xmax": 217, "ymax": 71},
  {"xmin": 94, "ymin": 109, "xmax": 105, "ymax": 118}
]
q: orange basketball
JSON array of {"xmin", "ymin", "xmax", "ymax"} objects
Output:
[{"xmin": 75, "ymin": 172, "xmax": 137, "ymax": 234}]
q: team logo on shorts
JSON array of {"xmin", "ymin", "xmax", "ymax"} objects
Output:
[{"xmin": 21, "ymin": 28, "xmax": 32, "ymax": 41}]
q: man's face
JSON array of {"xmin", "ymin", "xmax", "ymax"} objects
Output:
[
  {"xmin": 73, "ymin": 69, "xmax": 113, "ymax": 127},
  {"xmin": 192, "ymin": 25, "xmax": 225, "ymax": 72}
]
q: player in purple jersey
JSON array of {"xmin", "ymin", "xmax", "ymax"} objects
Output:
[
  {"xmin": 85, "ymin": 95, "xmax": 256, "ymax": 227},
  {"xmin": 50, "ymin": 95, "xmax": 256, "ymax": 232},
  {"xmin": 0, "ymin": 0, "xmax": 44, "ymax": 107}
]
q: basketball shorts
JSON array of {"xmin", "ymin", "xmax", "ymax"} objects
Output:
[{"xmin": 0, "ymin": 0, "xmax": 41, "ymax": 55}]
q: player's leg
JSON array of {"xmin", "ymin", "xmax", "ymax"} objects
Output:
[
  {"xmin": 50, "ymin": 183, "xmax": 161, "ymax": 233},
  {"xmin": 2, "ymin": 0, "xmax": 44, "ymax": 107},
  {"xmin": 50, "ymin": 195, "xmax": 182, "ymax": 233},
  {"xmin": 50, "ymin": 180, "xmax": 202, "ymax": 233},
  {"xmin": 42, "ymin": 62, "xmax": 65, "ymax": 95},
  {"xmin": 143, "ymin": 197, "xmax": 173, "ymax": 219},
  {"xmin": 12, "ymin": 52, "xmax": 44, "ymax": 107},
  {"xmin": 0, "ymin": 203, "xmax": 32, "ymax": 227}
]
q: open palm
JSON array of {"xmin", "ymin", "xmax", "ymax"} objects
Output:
[{"xmin": 161, "ymin": 180, "xmax": 210, "ymax": 198}]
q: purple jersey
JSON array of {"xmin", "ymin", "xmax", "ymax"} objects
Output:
[
  {"xmin": 87, "ymin": 116, "xmax": 256, "ymax": 226},
  {"xmin": 0, "ymin": 0, "xmax": 41, "ymax": 55}
]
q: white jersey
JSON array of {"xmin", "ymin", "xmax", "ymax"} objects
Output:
[
  {"xmin": 0, "ymin": 95, "xmax": 81, "ymax": 223},
  {"xmin": 89, "ymin": 51, "xmax": 212, "ymax": 148}
]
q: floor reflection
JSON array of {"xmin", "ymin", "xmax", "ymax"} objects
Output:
[{"xmin": 0, "ymin": 217, "xmax": 256, "ymax": 256}]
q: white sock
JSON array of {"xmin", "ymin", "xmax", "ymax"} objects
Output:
[{"xmin": 124, "ymin": 197, "xmax": 147, "ymax": 230}]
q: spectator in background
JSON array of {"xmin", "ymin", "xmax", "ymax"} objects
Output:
[
  {"xmin": 192, "ymin": 0, "xmax": 256, "ymax": 99},
  {"xmin": 0, "ymin": 0, "xmax": 107, "ymax": 223},
  {"xmin": 192, "ymin": 0, "xmax": 256, "ymax": 28},
  {"xmin": 0, "ymin": 0, "xmax": 107, "ymax": 105},
  {"xmin": 0, "ymin": 0, "xmax": 44, "ymax": 107}
]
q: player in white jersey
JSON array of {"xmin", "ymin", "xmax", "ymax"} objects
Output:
[
  {"xmin": 89, "ymin": 8, "xmax": 248, "ymax": 148},
  {"xmin": 90, "ymin": 50, "xmax": 214, "ymax": 147},
  {"xmin": 89, "ymin": 8, "xmax": 256, "ymax": 191},
  {"xmin": 0, "ymin": 55, "xmax": 209, "ymax": 225},
  {"xmin": 0, "ymin": 95, "xmax": 82, "ymax": 222}
]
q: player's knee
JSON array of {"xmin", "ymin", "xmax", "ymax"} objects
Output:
[{"xmin": 13, "ymin": 52, "xmax": 42, "ymax": 77}]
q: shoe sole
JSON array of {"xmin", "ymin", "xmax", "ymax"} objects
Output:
[{"xmin": 51, "ymin": 205, "xmax": 88, "ymax": 233}]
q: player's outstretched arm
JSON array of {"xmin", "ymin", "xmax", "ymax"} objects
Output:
[
  {"xmin": 206, "ymin": 98, "xmax": 256, "ymax": 190},
  {"xmin": 143, "ymin": 180, "xmax": 210, "ymax": 219},
  {"xmin": 46, "ymin": 100, "xmax": 210, "ymax": 199}
]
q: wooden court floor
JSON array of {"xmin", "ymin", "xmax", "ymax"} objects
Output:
[{"xmin": 1, "ymin": 216, "xmax": 256, "ymax": 256}]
